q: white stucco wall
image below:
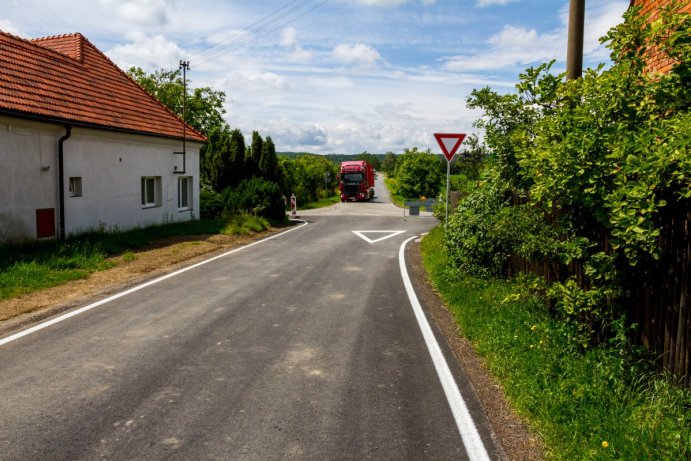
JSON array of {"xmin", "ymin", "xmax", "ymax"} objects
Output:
[
  {"xmin": 0, "ymin": 115, "xmax": 202, "ymax": 243},
  {"xmin": 0, "ymin": 117, "xmax": 61, "ymax": 242}
]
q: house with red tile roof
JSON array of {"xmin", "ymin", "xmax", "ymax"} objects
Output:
[{"xmin": 0, "ymin": 31, "xmax": 206, "ymax": 242}]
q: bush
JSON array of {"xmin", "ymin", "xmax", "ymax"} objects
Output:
[
  {"xmin": 199, "ymin": 187, "xmax": 225, "ymax": 219},
  {"xmin": 446, "ymin": 162, "xmax": 565, "ymax": 279},
  {"xmin": 392, "ymin": 147, "xmax": 444, "ymax": 198},
  {"xmin": 223, "ymin": 177, "xmax": 286, "ymax": 220}
]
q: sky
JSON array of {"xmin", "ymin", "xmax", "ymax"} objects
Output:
[{"xmin": 1, "ymin": 0, "xmax": 629, "ymax": 155}]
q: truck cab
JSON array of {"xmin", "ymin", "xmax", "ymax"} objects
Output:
[{"xmin": 339, "ymin": 161, "xmax": 375, "ymax": 202}]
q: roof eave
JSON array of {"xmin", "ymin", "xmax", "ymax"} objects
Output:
[{"xmin": 0, "ymin": 108, "xmax": 207, "ymax": 144}]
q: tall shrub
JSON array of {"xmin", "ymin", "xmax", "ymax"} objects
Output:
[{"xmin": 449, "ymin": 3, "xmax": 691, "ymax": 350}]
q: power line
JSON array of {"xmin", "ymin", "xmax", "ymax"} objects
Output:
[
  {"xmin": 192, "ymin": 0, "xmax": 310, "ymax": 60},
  {"xmin": 179, "ymin": 0, "xmax": 303, "ymax": 50},
  {"xmin": 192, "ymin": 0, "xmax": 320, "ymax": 63},
  {"xmin": 191, "ymin": 0, "xmax": 330, "ymax": 66}
]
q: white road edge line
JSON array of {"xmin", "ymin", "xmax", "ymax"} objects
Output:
[
  {"xmin": 399, "ymin": 235, "xmax": 491, "ymax": 461},
  {"xmin": 0, "ymin": 220, "xmax": 310, "ymax": 347}
]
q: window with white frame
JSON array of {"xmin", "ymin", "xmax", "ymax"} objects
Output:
[
  {"xmin": 178, "ymin": 176, "xmax": 192, "ymax": 210},
  {"xmin": 69, "ymin": 177, "xmax": 82, "ymax": 197},
  {"xmin": 141, "ymin": 176, "xmax": 161, "ymax": 208}
]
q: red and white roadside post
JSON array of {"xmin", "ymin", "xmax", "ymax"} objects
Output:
[
  {"xmin": 290, "ymin": 193, "xmax": 297, "ymax": 219},
  {"xmin": 434, "ymin": 133, "xmax": 466, "ymax": 230}
]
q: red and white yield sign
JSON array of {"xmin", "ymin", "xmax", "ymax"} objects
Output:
[{"xmin": 434, "ymin": 133, "xmax": 467, "ymax": 162}]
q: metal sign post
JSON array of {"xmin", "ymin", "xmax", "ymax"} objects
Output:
[
  {"xmin": 434, "ymin": 133, "xmax": 467, "ymax": 230},
  {"xmin": 445, "ymin": 160, "xmax": 451, "ymax": 227}
]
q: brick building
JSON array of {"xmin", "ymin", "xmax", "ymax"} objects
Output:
[{"xmin": 630, "ymin": 0, "xmax": 691, "ymax": 73}]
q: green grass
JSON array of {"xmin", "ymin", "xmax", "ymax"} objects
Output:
[
  {"xmin": 384, "ymin": 177, "xmax": 405, "ymax": 207},
  {"xmin": 299, "ymin": 194, "xmax": 340, "ymax": 210},
  {"xmin": 0, "ymin": 214, "xmax": 276, "ymax": 301},
  {"xmin": 421, "ymin": 226, "xmax": 691, "ymax": 461}
]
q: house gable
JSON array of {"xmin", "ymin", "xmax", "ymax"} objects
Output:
[{"xmin": 0, "ymin": 31, "xmax": 205, "ymax": 143}]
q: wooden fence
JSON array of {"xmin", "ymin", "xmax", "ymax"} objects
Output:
[{"xmin": 508, "ymin": 194, "xmax": 690, "ymax": 383}]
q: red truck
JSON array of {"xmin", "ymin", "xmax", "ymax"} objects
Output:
[{"xmin": 339, "ymin": 160, "xmax": 375, "ymax": 202}]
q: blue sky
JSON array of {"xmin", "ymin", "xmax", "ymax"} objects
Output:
[{"xmin": 1, "ymin": 0, "xmax": 629, "ymax": 154}]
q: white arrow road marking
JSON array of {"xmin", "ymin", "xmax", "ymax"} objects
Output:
[{"xmin": 352, "ymin": 230, "xmax": 406, "ymax": 244}]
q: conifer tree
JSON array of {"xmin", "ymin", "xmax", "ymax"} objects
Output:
[
  {"xmin": 229, "ymin": 129, "xmax": 246, "ymax": 187},
  {"xmin": 260, "ymin": 136, "xmax": 279, "ymax": 182},
  {"xmin": 246, "ymin": 131, "xmax": 263, "ymax": 178}
]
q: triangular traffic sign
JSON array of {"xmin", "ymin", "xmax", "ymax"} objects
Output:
[
  {"xmin": 352, "ymin": 230, "xmax": 405, "ymax": 244},
  {"xmin": 434, "ymin": 133, "xmax": 466, "ymax": 162}
]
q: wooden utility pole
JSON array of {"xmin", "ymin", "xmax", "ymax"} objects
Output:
[{"xmin": 566, "ymin": 0, "xmax": 585, "ymax": 80}]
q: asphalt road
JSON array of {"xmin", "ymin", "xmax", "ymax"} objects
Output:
[{"xmin": 0, "ymin": 177, "xmax": 499, "ymax": 460}]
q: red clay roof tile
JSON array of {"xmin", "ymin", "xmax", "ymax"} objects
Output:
[{"xmin": 0, "ymin": 31, "xmax": 206, "ymax": 143}]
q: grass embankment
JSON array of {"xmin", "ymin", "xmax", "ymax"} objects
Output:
[
  {"xmin": 299, "ymin": 195, "xmax": 340, "ymax": 210},
  {"xmin": 384, "ymin": 177, "xmax": 405, "ymax": 207},
  {"xmin": 421, "ymin": 226, "xmax": 690, "ymax": 461},
  {"xmin": 0, "ymin": 214, "xmax": 274, "ymax": 300}
]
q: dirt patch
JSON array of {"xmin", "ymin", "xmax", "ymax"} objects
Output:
[{"xmin": 0, "ymin": 229, "xmax": 285, "ymax": 336}]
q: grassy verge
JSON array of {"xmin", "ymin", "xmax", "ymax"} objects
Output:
[
  {"xmin": 299, "ymin": 195, "xmax": 340, "ymax": 210},
  {"xmin": 0, "ymin": 214, "xmax": 276, "ymax": 300},
  {"xmin": 384, "ymin": 177, "xmax": 405, "ymax": 207},
  {"xmin": 421, "ymin": 226, "xmax": 691, "ymax": 461}
]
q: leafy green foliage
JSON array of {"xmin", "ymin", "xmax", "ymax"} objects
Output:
[
  {"xmin": 391, "ymin": 147, "xmax": 445, "ymax": 198},
  {"xmin": 447, "ymin": 4, "xmax": 691, "ymax": 353},
  {"xmin": 223, "ymin": 177, "xmax": 285, "ymax": 220},
  {"xmin": 446, "ymin": 165, "xmax": 556, "ymax": 277},
  {"xmin": 423, "ymin": 227, "xmax": 691, "ymax": 461},
  {"xmin": 247, "ymin": 131, "xmax": 263, "ymax": 179},
  {"xmin": 279, "ymin": 154, "xmax": 339, "ymax": 205},
  {"xmin": 199, "ymin": 187, "xmax": 224, "ymax": 219},
  {"xmin": 380, "ymin": 152, "xmax": 397, "ymax": 174},
  {"xmin": 259, "ymin": 136, "xmax": 279, "ymax": 182},
  {"xmin": 127, "ymin": 67, "xmax": 226, "ymax": 134},
  {"xmin": 452, "ymin": 133, "xmax": 487, "ymax": 180}
]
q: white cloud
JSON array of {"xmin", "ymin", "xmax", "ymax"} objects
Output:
[
  {"xmin": 206, "ymin": 29, "xmax": 253, "ymax": 46},
  {"xmin": 98, "ymin": 0, "xmax": 172, "ymax": 26},
  {"xmin": 107, "ymin": 32, "xmax": 185, "ymax": 70},
  {"xmin": 0, "ymin": 19, "xmax": 25, "ymax": 37},
  {"xmin": 476, "ymin": 0, "xmax": 515, "ymax": 6},
  {"xmin": 443, "ymin": 1, "xmax": 627, "ymax": 73},
  {"xmin": 280, "ymin": 27, "xmax": 299, "ymax": 48},
  {"xmin": 308, "ymin": 76, "xmax": 355, "ymax": 89},
  {"xmin": 583, "ymin": 2, "xmax": 629, "ymax": 61},
  {"xmin": 443, "ymin": 25, "xmax": 561, "ymax": 71},
  {"xmin": 354, "ymin": 0, "xmax": 436, "ymax": 5},
  {"xmin": 355, "ymin": 0, "xmax": 408, "ymax": 5},
  {"xmin": 219, "ymin": 72, "xmax": 293, "ymax": 93},
  {"xmin": 279, "ymin": 27, "xmax": 312, "ymax": 63},
  {"xmin": 333, "ymin": 43, "xmax": 381, "ymax": 66}
]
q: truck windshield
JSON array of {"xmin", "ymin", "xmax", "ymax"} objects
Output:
[{"xmin": 342, "ymin": 173, "xmax": 364, "ymax": 183}]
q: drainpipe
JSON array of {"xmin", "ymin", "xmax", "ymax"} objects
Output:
[{"xmin": 58, "ymin": 125, "xmax": 72, "ymax": 241}]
